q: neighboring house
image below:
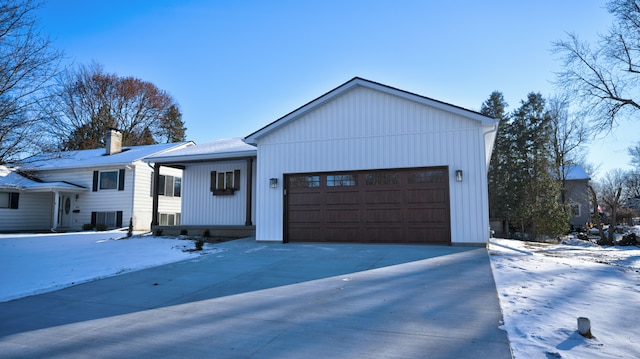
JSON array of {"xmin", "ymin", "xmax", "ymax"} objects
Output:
[
  {"xmin": 561, "ymin": 165, "xmax": 591, "ymax": 231},
  {"xmin": 146, "ymin": 138, "xmax": 257, "ymax": 237},
  {"xmin": 1, "ymin": 130, "xmax": 192, "ymax": 232},
  {"xmin": 153, "ymin": 77, "xmax": 499, "ymax": 245}
]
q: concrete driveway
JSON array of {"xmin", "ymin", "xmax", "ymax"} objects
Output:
[{"xmin": 0, "ymin": 238, "xmax": 512, "ymax": 359}]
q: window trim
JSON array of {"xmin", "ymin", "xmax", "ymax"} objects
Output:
[
  {"xmin": 94, "ymin": 169, "xmax": 125, "ymax": 191},
  {"xmin": 0, "ymin": 192, "xmax": 19, "ymax": 209},
  {"xmin": 210, "ymin": 170, "xmax": 240, "ymax": 195},
  {"xmin": 157, "ymin": 175, "xmax": 182, "ymax": 197},
  {"xmin": 99, "ymin": 171, "xmax": 119, "ymax": 190},
  {"xmin": 158, "ymin": 212, "xmax": 181, "ymax": 226}
]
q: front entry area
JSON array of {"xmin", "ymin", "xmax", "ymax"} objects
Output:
[
  {"xmin": 285, "ymin": 167, "xmax": 451, "ymax": 244},
  {"xmin": 57, "ymin": 195, "xmax": 73, "ymax": 229}
]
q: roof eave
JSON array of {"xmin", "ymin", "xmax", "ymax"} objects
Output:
[{"xmin": 149, "ymin": 149, "xmax": 258, "ymax": 164}]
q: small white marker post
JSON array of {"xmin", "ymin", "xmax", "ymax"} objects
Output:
[{"xmin": 577, "ymin": 317, "xmax": 593, "ymax": 338}]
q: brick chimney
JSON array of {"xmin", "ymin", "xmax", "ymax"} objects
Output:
[{"xmin": 105, "ymin": 129, "xmax": 122, "ymax": 155}]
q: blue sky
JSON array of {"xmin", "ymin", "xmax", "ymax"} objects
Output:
[{"xmin": 37, "ymin": 1, "xmax": 633, "ymax": 178}]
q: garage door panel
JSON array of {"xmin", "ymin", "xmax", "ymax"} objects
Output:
[
  {"xmin": 325, "ymin": 209, "xmax": 360, "ymax": 223},
  {"xmin": 325, "ymin": 191, "xmax": 359, "ymax": 205},
  {"xmin": 286, "ymin": 167, "xmax": 450, "ymax": 244},
  {"xmin": 407, "ymin": 189, "xmax": 447, "ymax": 204},
  {"xmin": 406, "ymin": 207, "xmax": 449, "ymax": 223},
  {"xmin": 288, "ymin": 209, "xmax": 321, "ymax": 224},
  {"xmin": 289, "ymin": 192, "xmax": 322, "ymax": 206},
  {"xmin": 404, "ymin": 227, "xmax": 450, "ymax": 244},
  {"xmin": 365, "ymin": 208, "xmax": 402, "ymax": 223},
  {"xmin": 325, "ymin": 228, "xmax": 360, "ymax": 242},
  {"xmin": 363, "ymin": 189, "xmax": 403, "ymax": 204}
]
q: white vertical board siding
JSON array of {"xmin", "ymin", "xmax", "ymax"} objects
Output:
[
  {"xmin": 181, "ymin": 160, "xmax": 254, "ymax": 226},
  {"xmin": 254, "ymin": 86, "xmax": 491, "ymax": 244},
  {"xmin": 0, "ymin": 192, "xmax": 53, "ymax": 231}
]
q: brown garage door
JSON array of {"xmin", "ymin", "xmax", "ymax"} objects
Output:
[{"xmin": 285, "ymin": 167, "xmax": 451, "ymax": 244}]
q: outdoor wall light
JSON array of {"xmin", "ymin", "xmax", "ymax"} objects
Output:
[
  {"xmin": 455, "ymin": 170, "xmax": 463, "ymax": 182},
  {"xmin": 270, "ymin": 178, "xmax": 278, "ymax": 188}
]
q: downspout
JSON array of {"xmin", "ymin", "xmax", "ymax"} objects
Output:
[
  {"xmin": 127, "ymin": 164, "xmax": 135, "ymax": 231},
  {"xmin": 483, "ymin": 121, "xmax": 499, "ymax": 238},
  {"xmin": 483, "ymin": 121, "xmax": 499, "ymax": 168}
]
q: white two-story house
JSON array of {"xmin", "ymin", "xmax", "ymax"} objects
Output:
[{"xmin": 0, "ymin": 130, "xmax": 192, "ymax": 232}]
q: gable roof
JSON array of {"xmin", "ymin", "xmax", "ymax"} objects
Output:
[
  {"xmin": 563, "ymin": 165, "xmax": 591, "ymax": 181},
  {"xmin": 18, "ymin": 142, "xmax": 193, "ymax": 171},
  {"xmin": 146, "ymin": 138, "xmax": 257, "ymax": 164},
  {"xmin": 245, "ymin": 77, "xmax": 498, "ymax": 144},
  {"xmin": 0, "ymin": 166, "xmax": 87, "ymax": 192}
]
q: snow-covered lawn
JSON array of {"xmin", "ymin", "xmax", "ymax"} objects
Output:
[
  {"xmin": 489, "ymin": 237, "xmax": 640, "ymax": 359},
  {"xmin": 1, "ymin": 231, "xmax": 639, "ymax": 358},
  {"xmin": 0, "ymin": 230, "xmax": 221, "ymax": 303}
]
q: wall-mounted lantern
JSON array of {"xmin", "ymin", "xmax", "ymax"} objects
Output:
[
  {"xmin": 455, "ymin": 170, "xmax": 463, "ymax": 182},
  {"xmin": 270, "ymin": 178, "xmax": 278, "ymax": 188}
]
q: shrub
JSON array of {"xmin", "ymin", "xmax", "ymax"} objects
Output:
[
  {"xmin": 202, "ymin": 229, "xmax": 211, "ymax": 238},
  {"xmin": 154, "ymin": 228, "xmax": 163, "ymax": 236},
  {"xmin": 82, "ymin": 223, "xmax": 94, "ymax": 231},
  {"xmin": 96, "ymin": 223, "xmax": 108, "ymax": 231},
  {"xmin": 127, "ymin": 218, "xmax": 133, "ymax": 237},
  {"xmin": 180, "ymin": 229, "xmax": 188, "ymax": 236},
  {"xmin": 195, "ymin": 239, "xmax": 204, "ymax": 251}
]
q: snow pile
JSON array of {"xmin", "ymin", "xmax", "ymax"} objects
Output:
[
  {"xmin": 489, "ymin": 238, "xmax": 640, "ymax": 359},
  {"xmin": 0, "ymin": 231, "xmax": 222, "ymax": 303}
]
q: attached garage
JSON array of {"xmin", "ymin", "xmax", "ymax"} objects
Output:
[
  {"xmin": 285, "ymin": 167, "xmax": 450, "ymax": 244},
  {"xmin": 245, "ymin": 77, "xmax": 499, "ymax": 245}
]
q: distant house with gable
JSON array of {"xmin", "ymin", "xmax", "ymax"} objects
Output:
[
  {"xmin": 0, "ymin": 130, "xmax": 192, "ymax": 232},
  {"xmin": 560, "ymin": 165, "xmax": 591, "ymax": 231}
]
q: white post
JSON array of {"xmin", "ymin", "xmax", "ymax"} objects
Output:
[
  {"xmin": 577, "ymin": 317, "xmax": 593, "ymax": 338},
  {"xmin": 51, "ymin": 191, "xmax": 60, "ymax": 232}
]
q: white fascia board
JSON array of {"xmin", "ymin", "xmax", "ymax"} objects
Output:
[{"xmin": 149, "ymin": 149, "xmax": 257, "ymax": 164}]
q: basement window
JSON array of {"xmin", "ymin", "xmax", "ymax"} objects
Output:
[{"xmin": 159, "ymin": 213, "xmax": 181, "ymax": 226}]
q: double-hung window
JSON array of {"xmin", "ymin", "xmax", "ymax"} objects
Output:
[
  {"xmin": 158, "ymin": 175, "xmax": 182, "ymax": 197},
  {"xmin": 93, "ymin": 169, "xmax": 125, "ymax": 191},
  {"xmin": 100, "ymin": 171, "xmax": 118, "ymax": 190}
]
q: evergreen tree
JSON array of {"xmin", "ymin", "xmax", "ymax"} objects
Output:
[{"xmin": 509, "ymin": 93, "xmax": 568, "ymax": 239}]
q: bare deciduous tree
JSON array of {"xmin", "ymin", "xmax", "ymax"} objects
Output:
[
  {"xmin": 553, "ymin": 0, "xmax": 640, "ymax": 131},
  {"xmin": 46, "ymin": 62, "xmax": 186, "ymax": 150},
  {"xmin": 548, "ymin": 95, "xmax": 590, "ymax": 205},
  {"xmin": 0, "ymin": 0, "xmax": 62, "ymax": 163}
]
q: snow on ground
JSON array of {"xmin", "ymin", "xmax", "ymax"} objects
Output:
[
  {"xmin": 2, "ymin": 231, "xmax": 639, "ymax": 358},
  {"xmin": 489, "ymin": 237, "xmax": 640, "ymax": 359},
  {"xmin": 0, "ymin": 230, "xmax": 222, "ymax": 303}
]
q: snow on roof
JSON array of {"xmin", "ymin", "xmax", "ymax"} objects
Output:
[
  {"xmin": 563, "ymin": 165, "xmax": 590, "ymax": 181},
  {"xmin": 18, "ymin": 142, "xmax": 193, "ymax": 171},
  {"xmin": 0, "ymin": 166, "xmax": 87, "ymax": 192},
  {"xmin": 146, "ymin": 138, "xmax": 256, "ymax": 163}
]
